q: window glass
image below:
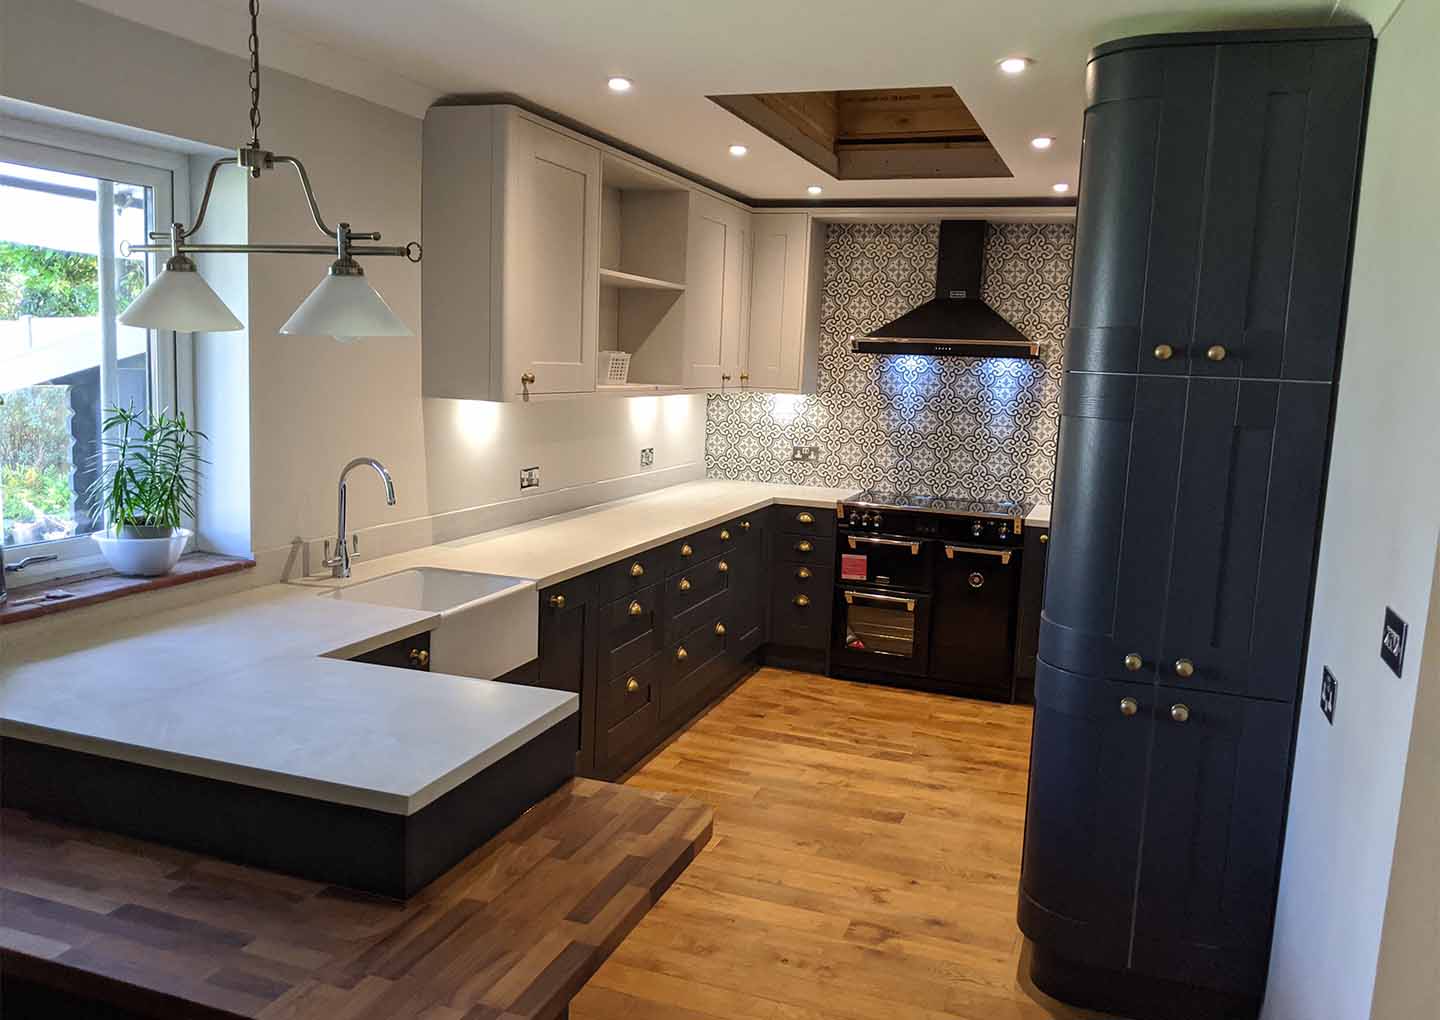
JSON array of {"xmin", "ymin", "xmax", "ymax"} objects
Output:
[{"xmin": 1, "ymin": 159, "xmax": 156, "ymax": 548}]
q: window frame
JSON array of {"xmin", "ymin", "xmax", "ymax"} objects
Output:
[{"xmin": 1, "ymin": 120, "xmax": 196, "ymax": 566}]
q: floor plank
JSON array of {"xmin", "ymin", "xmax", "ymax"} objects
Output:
[{"xmin": 572, "ymin": 668, "xmax": 1099, "ymax": 1020}]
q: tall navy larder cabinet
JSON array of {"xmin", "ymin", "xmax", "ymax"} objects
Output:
[{"xmin": 1018, "ymin": 26, "xmax": 1372, "ymax": 1020}]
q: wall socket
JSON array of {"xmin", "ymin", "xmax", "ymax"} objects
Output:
[
  {"xmin": 1320, "ymin": 666, "xmax": 1337, "ymax": 724},
  {"xmin": 640, "ymin": 447, "xmax": 655, "ymax": 467},
  {"xmin": 791, "ymin": 445, "xmax": 821, "ymax": 462},
  {"xmin": 520, "ymin": 465, "xmax": 540, "ymax": 490}
]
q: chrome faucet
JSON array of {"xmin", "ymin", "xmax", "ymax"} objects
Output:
[{"xmin": 325, "ymin": 457, "xmax": 396, "ymax": 579}]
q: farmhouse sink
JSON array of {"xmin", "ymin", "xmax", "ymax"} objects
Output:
[{"xmin": 330, "ymin": 567, "xmax": 537, "ymax": 680}]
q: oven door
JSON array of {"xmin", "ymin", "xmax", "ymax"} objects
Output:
[
  {"xmin": 836, "ymin": 533, "xmax": 933, "ymax": 591},
  {"xmin": 831, "ymin": 586, "xmax": 932, "ymax": 678}
]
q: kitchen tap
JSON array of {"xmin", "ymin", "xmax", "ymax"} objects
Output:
[{"xmin": 324, "ymin": 458, "xmax": 396, "ymax": 579}]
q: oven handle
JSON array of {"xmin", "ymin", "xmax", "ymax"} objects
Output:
[
  {"xmin": 843, "ymin": 590, "xmax": 917, "ymax": 612},
  {"xmin": 847, "ymin": 535, "xmax": 922, "ymax": 554},
  {"xmin": 944, "ymin": 544, "xmax": 1014, "ymax": 565}
]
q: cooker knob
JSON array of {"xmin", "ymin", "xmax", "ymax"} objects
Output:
[
  {"xmin": 971, "ymin": 521, "xmax": 984, "ymax": 538},
  {"xmin": 873, "ymin": 513, "xmax": 883, "ymax": 530}
]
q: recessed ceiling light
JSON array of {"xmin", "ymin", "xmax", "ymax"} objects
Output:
[
  {"xmin": 1030, "ymin": 135, "xmax": 1054, "ymax": 150},
  {"xmin": 1052, "ymin": 182, "xmax": 1070, "ymax": 193},
  {"xmin": 606, "ymin": 76, "xmax": 633, "ymax": 93},
  {"xmin": 999, "ymin": 57, "xmax": 1032, "ymax": 75},
  {"xmin": 728, "ymin": 144, "xmax": 749, "ymax": 157},
  {"xmin": 807, "ymin": 185, "xmax": 823, "ymax": 196}
]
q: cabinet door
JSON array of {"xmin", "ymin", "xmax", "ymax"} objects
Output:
[
  {"xmin": 745, "ymin": 213, "xmax": 811, "ymax": 392},
  {"xmin": 1018, "ymin": 663, "xmax": 1154, "ymax": 970},
  {"xmin": 1191, "ymin": 39, "xmax": 1370, "ymax": 382},
  {"xmin": 500, "ymin": 114, "xmax": 601, "ymax": 397},
  {"xmin": 1160, "ymin": 380, "xmax": 1331, "ymax": 700},
  {"xmin": 1131, "ymin": 690, "xmax": 1293, "ymax": 994},
  {"xmin": 684, "ymin": 195, "xmax": 748, "ymax": 389},
  {"xmin": 538, "ymin": 575, "xmax": 598, "ymax": 773}
]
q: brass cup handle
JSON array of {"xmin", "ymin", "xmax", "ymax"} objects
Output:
[
  {"xmin": 625, "ymin": 676, "xmax": 640, "ymax": 693},
  {"xmin": 1119, "ymin": 697, "xmax": 1139, "ymax": 717},
  {"xmin": 794, "ymin": 594, "xmax": 811, "ymax": 607},
  {"xmin": 795, "ymin": 540, "xmax": 813, "ymax": 553},
  {"xmin": 1124, "ymin": 653, "xmax": 1143, "ymax": 672},
  {"xmin": 409, "ymin": 648, "xmax": 430, "ymax": 667},
  {"xmin": 1206, "ymin": 345, "xmax": 1228, "ymax": 362},
  {"xmin": 739, "ymin": 520, "xmax": 751, "ymax": 531},
  {"xmin": 718, "ymin": 560, "xmax": 729, "ymax": 573},
  {"xmin": 628, "ymin": 600, "xmax": 643, "ymax": 617},
  {"xmin": 796, "ymin": 512, "xmax": 815, "ymax": 525},
  {"xmin": 796, "ymin": 567, "xmax": 812, "ymax": 580},
  {"xmin": 720, "ymin": 529, "xmax": 732, "ymax": 541},
  {"xmin": 676, "ymin": 646, "xmax": 688, "ymax": 662},
  {"xmin": 1171, "ymin": 703, "xmax": 1191, "ymax": 723},
  {"xmin": 521, "ymin": 371, "xmax": 536, "ymax": 385},
  {"xmin": 714, "ymin": 622, "xmax": 726, "ymax": 637},
  {"xmin": 680, "ymin": 543, "xmax": 693, "ymax": 558},
  {"xmin": 548, "ymin": 594, "xmax": 566, "ymax": 609},
  {"xmin": 1039, "ymin": 533, "xmax": 1049, "ymax": 544},
  {"xmin": 1174, "ymin": 658, "xmax": 1195, "ymax": 679},
  {"xmin": 1153, "ymin": 343, "xmax": 1175, "ymax": 361},
  {"xmin": 678, "ymin": 577, "xmax": 692, "ymax": 591},
  {"xmin": 629, "ymin": 561, "xmax": 645, "ymax": 577}
]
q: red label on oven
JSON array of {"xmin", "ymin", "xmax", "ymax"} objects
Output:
[{"xmin": 841, "ymin": 553, "xmax": 868, "ymax": 581}]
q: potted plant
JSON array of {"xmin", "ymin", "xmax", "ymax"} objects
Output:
[{"xmin": 88, "ymin": 405, "xmax": 206, "ymax": 576}]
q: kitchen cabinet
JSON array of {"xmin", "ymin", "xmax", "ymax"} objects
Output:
[
  {"xmin": 351, "ymin": 631, "xmax": 431, "ymax": 671},
  {"xmin": 1013, "ymin": 524, "xmax": 1049, "ymax": 702},
  {"xmin": 538, "ymin": 573, "xmax": 599, "ymax": 772},
  {"xmin": 1021, "ymin": 26, "xmax": 1371, "ymax": 1020},
  {"xmin": 683, "ymin": 193, "xmax": 751, "ymax": 390},
  {"xmin": 743, "ymin": 213, "xmax": 824, "ymax": 393}
]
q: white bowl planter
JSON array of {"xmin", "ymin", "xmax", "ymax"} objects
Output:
[{"xmin": 93, "ymin": 528, "xmax": 192, "ymax": 577}]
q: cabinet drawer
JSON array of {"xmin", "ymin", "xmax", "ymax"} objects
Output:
[
  {"xmin": 596, "ymin": 650, "xmax": 663, "ymax": 769},
  {"xmin": 600, "ymin": 621, "xmax": 662, "ymax": 682},
  {"xmin": 598, "ymin": 548, "xmax": 664, "ymax": 601},
  {"xmin": 604, "ymin": 583, "xmax": 661, "ymax": 650},
  {"xmin": 771, "ymin": 581, "xmax": 831, "ymax": 649},
  {"xmin": 666, "ymin": 552, "xmax": 732, "ymax": 637},
  {"xmin": 777, "ymin": 504, "xmax": 836, "ymax": 539},
  {"xmin": 664, "ymin": 515, "xmax": 758, "ymax": 573},
  {"xmin": 778, "ymin": 533, "xmax": 833, "ymax": 565},
  {"xmin": 663, "ymin": 615, "xmax": 731, "ymax": 722}
]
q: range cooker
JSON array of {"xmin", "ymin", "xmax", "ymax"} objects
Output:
[{"xmin": 830, "ymin": 490, "xmax": 1029, "ymax": 701}]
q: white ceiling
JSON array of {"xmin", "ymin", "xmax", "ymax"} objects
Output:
[{"xmin": 82, "ymin": 0, "xmax": 1382, "ymax": 203}]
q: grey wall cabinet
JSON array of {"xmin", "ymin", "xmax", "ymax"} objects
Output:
[{"xmin": 1020, "ymin": 26, "xmax": 1371, "ymax": 1020}]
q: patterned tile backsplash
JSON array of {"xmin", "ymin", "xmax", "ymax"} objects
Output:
[{"xmin": 706, "ymin": 221, "xmax": 1074, "ymax": 503}]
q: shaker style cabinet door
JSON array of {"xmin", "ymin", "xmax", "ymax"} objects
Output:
[
  {"xmin": 745, "ymin": 213, "xmax": 810, "ymax": 392},
  {"xmin": 1159, "ymin": 380, "xmax": 1332, "ymax": 701},
  {"xmin": 684, "ymin": 194, "xmax": 749, "ymax": 390},
  {"xmin": 1130, "ymin": 689, "xmax": 1294, "ymax": 993},
  {"xmin": 500, "ymin": 115, "xmax": 602, "ymax": 397},
  {"xmin": 1019, "ymin": 662, "xmax": 1155, "ymax": 970}
]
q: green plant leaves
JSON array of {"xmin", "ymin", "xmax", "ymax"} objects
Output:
[{"xmin": 86, "ymin": 404, "xmax": 207, "ymax": 531}]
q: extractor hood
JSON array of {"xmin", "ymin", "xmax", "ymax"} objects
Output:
[{"xmin": 851, "ymin": 220, "xmax": 1038, "ymax": 359}]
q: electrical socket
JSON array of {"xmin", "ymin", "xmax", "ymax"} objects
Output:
[
  {"xmin": 640, "ymin": 447, "xmax": 655, "ymax": 467},
  {"xmin": 791, "ymin": 445, "xmax": 821, "ymax": 462},
  {"xmin": 520, "ymin": 465, "xmax": 540, "ymax": 490},
  {"xmin": 1320, "ymin": 666, "xmax": 1337, "ymax": 724}
]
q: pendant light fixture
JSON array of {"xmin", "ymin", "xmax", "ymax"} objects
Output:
[{"xmin": 121, "ymin": 0, "xmax": 421, "ymax": 340}]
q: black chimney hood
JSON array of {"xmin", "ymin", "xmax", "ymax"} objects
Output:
[{"xmin": 851, "ymin": 220, "xmax": 1038, "ymax": 359}]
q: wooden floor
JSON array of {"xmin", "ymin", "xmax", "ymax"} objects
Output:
[{"xmin": 571, "ymin": 668, "xmax": 1092, "ymax": 1020}]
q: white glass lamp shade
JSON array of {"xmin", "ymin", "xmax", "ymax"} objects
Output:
[
  {"xmin": 119, "ymin": 262, "xmax": 243, "ymax": 332},
  {"xmin": 279, "ymin": 271, "xmax": 412, "ymax": 343}
]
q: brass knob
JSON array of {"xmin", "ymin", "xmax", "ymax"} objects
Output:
[
  {"xmin": 1174, "ymin": 658, "xmax": 1195, "ymax": 679},
  {"xmin": 628, "ymin": 600, "xmax": 643, "ymax": 617},
  {"xmin": 680, "ymin": 543, "xmax": 693, "ymax": 558},
  {"xmin": 1153, "ymin": 344, "xmax": 1174, "ymax": 361},
  {"xmin": 794, "ymin": 594, "xmax": 811, "ymax": 607},
  {"xmin": 521, "ymin": 371, "xmax": 536, "ymax": 385},
  {"xmin": 1206, "ymin": 345, "xmax": 1227, "ymax": 362},
  {"xmin": 796, "ymin": 567, "xmax": 812, "ymax": 580},
  {"xmin": 1039, "ymin": 533, "xmax": 1049, "ymax": 544},
  {"xmin": 796, "ymin": 540, "xmax": 813, "ymax": 554},
  {"xmin": 548, "ymin": 594, "xmax": 566, "ymax": 609},
  {"xmin": 676, "ymin": 646, "xmax": 688, "ymax": 662},
  {"xmin": 720, "ymin": 529, "xmax": 731, "ymax": 541},
  {"xmin": 739, "ymin": 520, "xmax": 751, "ymax": 531},
  {"xmin": 626, "ymin": 676, "xmax": 640, "ymax": 693},
  {"xmin": 1171, "ymin": 703, "xmax": 1191, "ymax": 723},
  {"xmin": 409, "ymin": 648, "xmax": 430, "ymax": 667},
  {"xmin": 718, "ymin": 560, "xmax": 729, "ymax": 573},
  {"xmin": 740, "ymin": 372, "xmax": 750, "ymax": 383},
  {"xmin": 1124, "ymin": 653, "xmax": 1143, "ymax": 672},
  {"xmin": 714, "ymin": 622, "xmax": 726, "ymax": 637},
  {"xmin": 629, "ymin": 561, "xmax": 645, "ymax": 577},
  {"xmin": 797, "ymin": 512, "xmax": 815, "ymax": 525},
  {"xmin": 1119, "ymin": 697, "xmax": 1139, "ymax": 717},
  {"xmin": 678, "ymin": 577, "xmax": 692, "ymax": 591},
  {"xmin": 721, "ymin": 373, "xmax": 732, "ymax": 382}
]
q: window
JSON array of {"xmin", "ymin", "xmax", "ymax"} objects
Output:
[{"xmin": 1, "ymin": 129, "xmax": 187, "ymax": 560}]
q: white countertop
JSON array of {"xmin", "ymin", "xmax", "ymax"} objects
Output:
[
  {"xmin": 1, "ymin": 480, "xmax": 857, "ymax": 815},
  {"xmin": 1027, "ymin": 502, "xmax": 1052, "ymax": 528}
]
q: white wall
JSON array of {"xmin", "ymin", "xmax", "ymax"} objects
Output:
[
  {"xmin": 1262, "ymin": 0, "xmax": 1440, "ymax": 1016},
  {"xmin": 0, "ymin": 0, "xmax": 707, "ymax": 571}
]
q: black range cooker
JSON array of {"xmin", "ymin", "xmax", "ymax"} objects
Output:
[{"xmin": 830, "ymin": 491, "xmax": 1030, "ymax": 701}]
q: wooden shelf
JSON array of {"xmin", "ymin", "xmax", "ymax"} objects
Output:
[{"xmin": 599, "ymin": 267, "xmax": 685, "ymax": 292}]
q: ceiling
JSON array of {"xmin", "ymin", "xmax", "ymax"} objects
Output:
[{"xmin": 81, "ymin": 0, "xmax": 1384, "ymax": 203}]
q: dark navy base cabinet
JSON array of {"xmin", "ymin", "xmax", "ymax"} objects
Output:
[{"xmin": 1019, "ymin": 25, "xmax": 1372, "ymax": 1020}]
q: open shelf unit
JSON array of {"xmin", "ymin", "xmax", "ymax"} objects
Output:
[{"xmin": 598, "ymin": 268, "xmax": 686, "ymax": 292}]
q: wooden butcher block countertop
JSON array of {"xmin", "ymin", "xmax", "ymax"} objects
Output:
[{"xmin": 0, "ymin": 779, "xmax": 713, "ymax": 1020}]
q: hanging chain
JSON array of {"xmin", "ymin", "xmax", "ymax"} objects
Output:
[{"xmin": 247, "ymin": 0, "xmax": 262, "ymax": 149}]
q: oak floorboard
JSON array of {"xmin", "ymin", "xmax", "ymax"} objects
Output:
[{"xmin": 572, "ymin": 668, "xmax": 1104, "ymax": 1020}]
